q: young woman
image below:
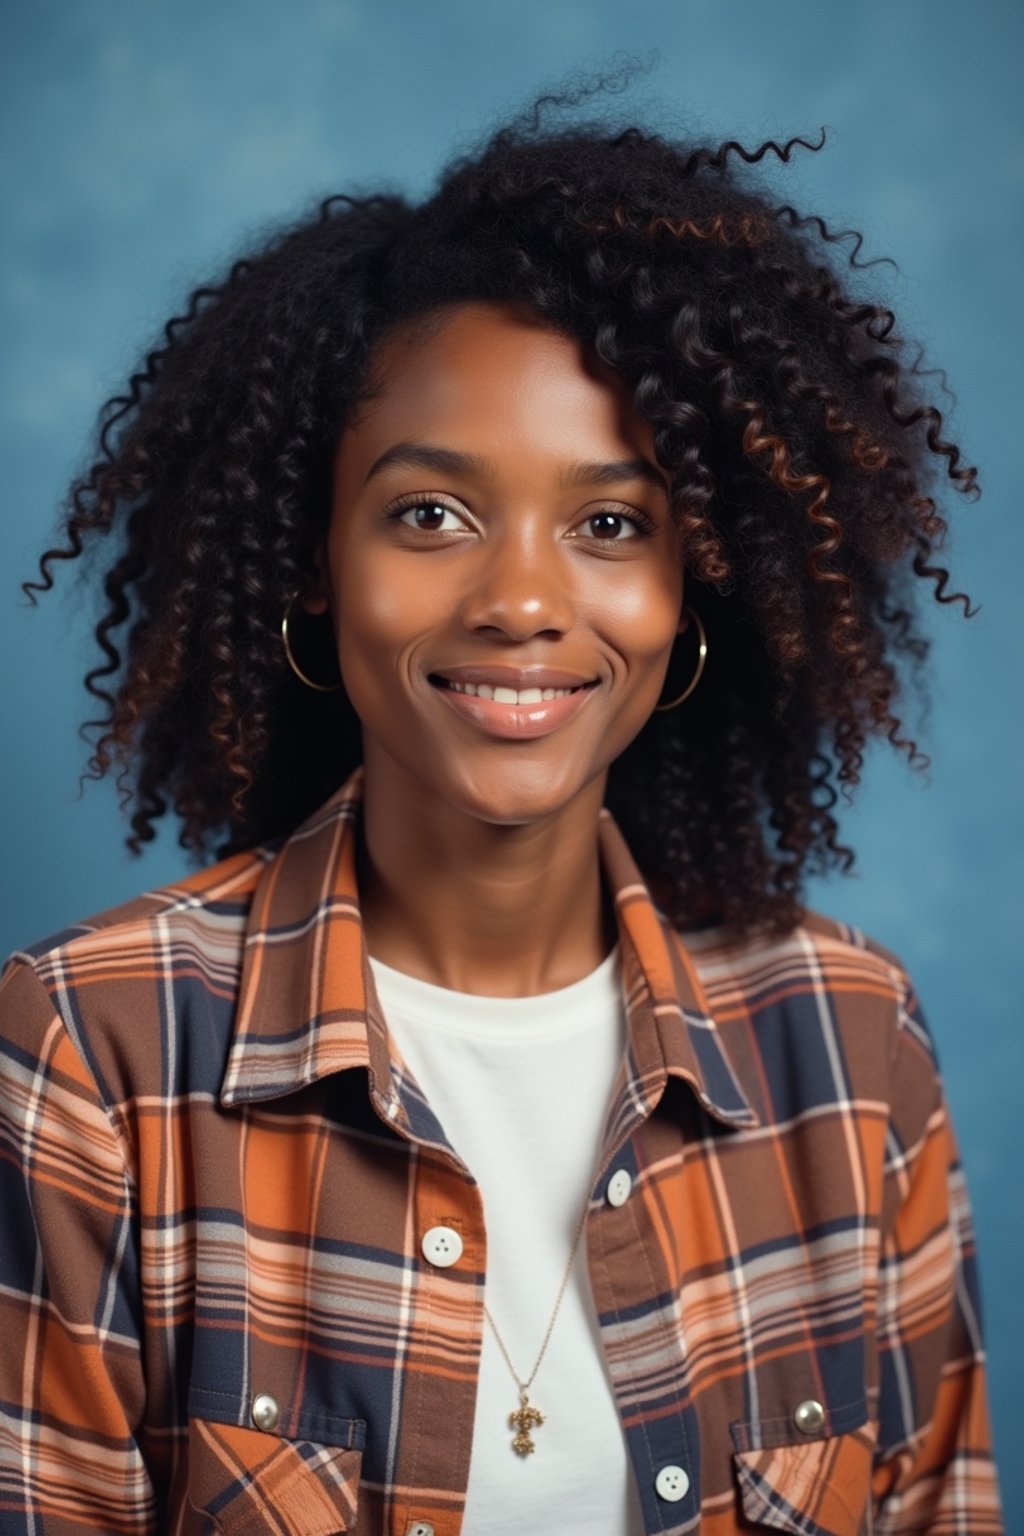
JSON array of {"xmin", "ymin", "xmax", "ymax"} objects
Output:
[{"xmin": 0, "ymin": 86, "xmax": 1003, "ymax": 1535}]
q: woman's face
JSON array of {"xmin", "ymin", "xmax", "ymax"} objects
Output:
[{"xmin": 310, "ymin": 299, "xmax": 686, "ymax": 825}]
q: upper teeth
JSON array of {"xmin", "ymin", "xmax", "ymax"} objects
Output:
[{"xmin": 442, "ymin": 681, "xmax": 579, "ymax": 703}]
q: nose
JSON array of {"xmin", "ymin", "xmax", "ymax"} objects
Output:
[{"xmin": 457, "ymin": 525, "xmax": 576, "ymax": 641}]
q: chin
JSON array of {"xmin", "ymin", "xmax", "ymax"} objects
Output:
[{"xmin": 441, "ymin": 760, "xmax": 605, "ymax": 825}]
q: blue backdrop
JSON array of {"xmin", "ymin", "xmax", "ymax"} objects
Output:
[{"xmin": 2, "ymin": 0, "xmax": 1020, "ymax": 1513}]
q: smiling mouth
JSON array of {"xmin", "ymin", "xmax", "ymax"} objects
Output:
[
  {"xmin": 426, "ymin": 672, "xmax": 601, "ymax": 741},
  {"xmin": 428, "ymin": 676, "xmax": 597, "ymax": 704}
]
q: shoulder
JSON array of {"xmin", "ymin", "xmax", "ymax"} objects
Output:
[
  {"xmin": 677, "ymin": 903, "xmax": 940, "ymax": 1082},
  {"xmin": 0, "ymin": 842, "xmax": 277, "ymax": 1096},
  {"xmin": 4, "ymin": 842, "xmax": 273, "ymax": 977},
  {"xmin": 680, "ymin": 902, "xmax": 913, "ymax": 999}
]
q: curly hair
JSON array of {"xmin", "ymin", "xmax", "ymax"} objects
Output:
[{"xmin": 21, "ymin": 68, "xmax": 979, "ymax": 942}]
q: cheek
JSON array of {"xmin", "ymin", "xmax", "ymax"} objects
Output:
[
  {"xmin": 335, "ymin": 546, "xmax": 437, "ymax": 645},
  {"xmin": 343, "ymin": 579, "xmax": 405, "ymax": 642},
  {"xmin": 331, "ymin": 548, "xmax": 451, "ymax": 715},
  {"xmin": 593, "ymin": 570, "xmax": 682, "ymax": 664}
]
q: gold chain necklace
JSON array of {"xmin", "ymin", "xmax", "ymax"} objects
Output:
[{"xmin": 483, "ymin": 1196, "xmax": 592, "ymax": 1456}]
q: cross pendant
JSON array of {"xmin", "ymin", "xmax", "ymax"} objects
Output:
[{"xmin": 508, "ymin": 1390, "xmax": 545, "ymax": 1456}]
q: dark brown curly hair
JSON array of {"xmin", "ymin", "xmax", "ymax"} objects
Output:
[{"xmin": 21, "ymin": 70, "xmax": 978, "ymax": 941}]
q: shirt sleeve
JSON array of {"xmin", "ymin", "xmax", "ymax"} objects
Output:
[
  {"xmin": 0, "ymin": 954, "xmax": 158, "ymax": 1535},
  {"xmin": 871, "ymin": 966, "xmax": 1004, "ymax": 1534}
]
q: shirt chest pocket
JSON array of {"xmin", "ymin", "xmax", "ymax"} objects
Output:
[
  {"xmin": 186, "ymin": 1413, "xmax": 366, "ymax": 1535},
  {"xmin": 730, "ymin": 1401, "xmax": 878, "ymax": 1536}
]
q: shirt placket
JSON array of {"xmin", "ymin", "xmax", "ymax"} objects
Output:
[
  {"xmin": 371, "ymin": 1065, "xmax": 487, "ymax": 1536},
  {"xmin": 583, "ymin": 996, "xmax": 703, "ymax": 1535}
]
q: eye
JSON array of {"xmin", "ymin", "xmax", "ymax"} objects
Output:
[
  {"xmin": 579, "ymin": 509, "xmax": 655, "ymax": 541},
  {"xmin": 387, "ymin": 496, "xmax": 469, "ymax": 534}
]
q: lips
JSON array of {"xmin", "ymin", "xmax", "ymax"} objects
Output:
[{"xmin": 428, "ymin": 668, "xmax": 600, "ymax": 740}]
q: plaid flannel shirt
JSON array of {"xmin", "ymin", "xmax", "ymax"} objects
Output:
[{"xmin": 0, "ymin": 764, "xmax": 1003, "ymax": 1534}]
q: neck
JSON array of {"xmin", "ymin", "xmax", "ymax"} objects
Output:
[{"xmin": 356, "ymin": 751, "xmax": 617, "ymax": 997}]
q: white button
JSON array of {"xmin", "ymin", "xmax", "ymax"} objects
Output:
[
  {"xmin": 655, "ymin": 1464, "xmax": 690, "ymax": 1502},
  {"xmin": 251, "ymin": 1392, "xmax": 279, "ymax": 1431},
  {"xmin": 606, "ymin": 1168, "xmax": 632, "ymax": 1206},
  {"xmin": 794, "ymin": 1398, "xmax": 826, "ymax": 1434},
  {"xmin": 421, "ymin": 1225, "xmax": 463, "ymax": 1267},
  {"xmin": 407, "ymin": 1524, "xmax": 434, "ymax": 1536}
]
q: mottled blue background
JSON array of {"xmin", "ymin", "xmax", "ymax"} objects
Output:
[{"xmin": 2, "ymin": 0, "xmax": 1020, "ymax": 1513}]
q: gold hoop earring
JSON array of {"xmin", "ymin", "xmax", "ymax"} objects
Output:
[
  {"xmin": 653, "ymin": 607, "xmax": 707, "ymax": 711},
  {"xmin": 281, "ymin": 590, "xmax": 345, "ymax": 693}
]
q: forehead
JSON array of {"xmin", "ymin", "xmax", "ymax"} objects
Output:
[{"xmin": 337, "ymin": 300, "xmax": 653, "ymax": 469}]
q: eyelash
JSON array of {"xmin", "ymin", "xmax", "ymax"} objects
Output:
[{"xmin": 385, "ymin": 494, "xmax": 658, "ymax": 542}]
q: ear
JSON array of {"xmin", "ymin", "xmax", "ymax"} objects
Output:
[{"xmin": 300, "ymin": 539, "xmax": 332, "ymax": 616}]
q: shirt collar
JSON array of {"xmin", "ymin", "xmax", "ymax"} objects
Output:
[{"xmin": 220, "ymin": 764, "xmax": 758, "ymax": 1131}]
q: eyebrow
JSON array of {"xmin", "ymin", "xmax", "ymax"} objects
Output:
[{"xmin": 362, "ymin": 441, "xmax": 669, "ymax": 495}]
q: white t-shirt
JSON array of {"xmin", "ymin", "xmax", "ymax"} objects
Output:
[{"xmin": 367, "ymin": 943, "xmax": 646, "ymax": 1536}]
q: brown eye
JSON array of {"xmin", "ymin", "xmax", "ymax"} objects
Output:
[
  {"xmin": 389, "ymin": 498, "xmax": 466, "ymax": 533},
  {"xmin": 586, "ymin": 511, "xmax": 640, "ymax": 540},
  {"xmin": 581, "ymin": 507, "xmax": 660, "ymax": 542}
]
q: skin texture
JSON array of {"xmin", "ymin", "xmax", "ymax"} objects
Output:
[{"xmin": 303, "ymin": 300, "xmax": 687, "ymax": 996}]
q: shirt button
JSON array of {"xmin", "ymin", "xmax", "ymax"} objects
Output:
[
  {"xmin": 421, "ymin": 1225, "xmax": 464, "ymax": 1267},
  {"xmin": 250, "ymin": 1392, "xmax": 280, "ymax": 1432},
  {"xmin": 606, "ymin": 1168, "xmax": 632, "ymax": 1206},
  {"xmin": 654, "ymin": 1464, "xmax": 690, "ymax": 1502},
  {"xmin": 794, "ymin": 1398, "xmax": 826, "ymax": 1434}
]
